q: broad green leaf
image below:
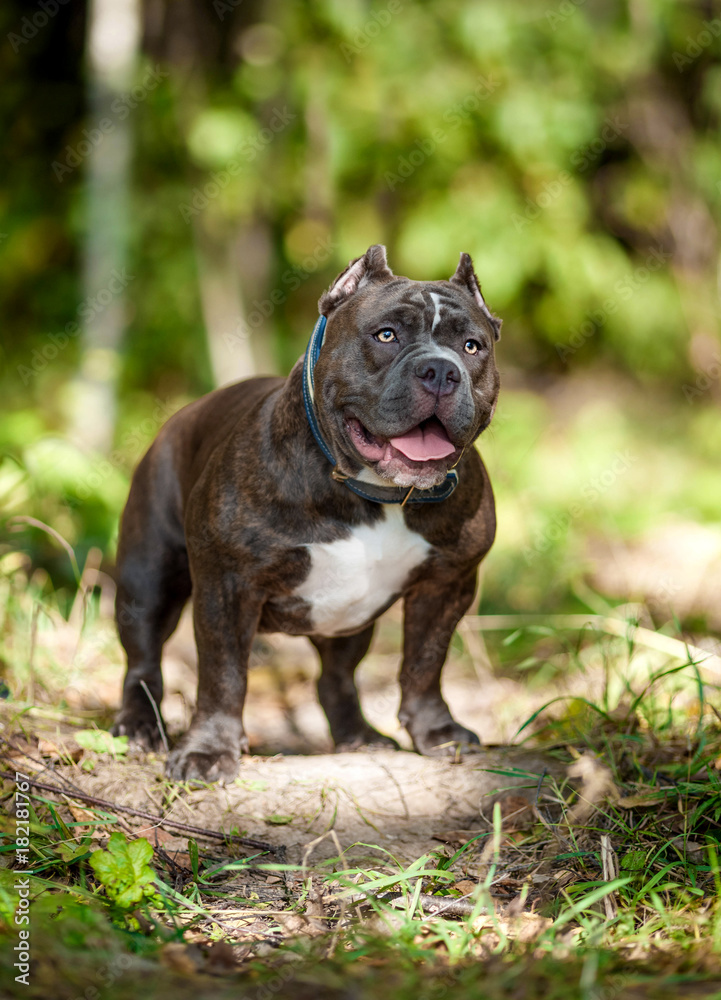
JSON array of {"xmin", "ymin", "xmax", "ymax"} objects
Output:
[{"xmin": 75, "ymin": 730, "xmax": 128, "ymax": 755}]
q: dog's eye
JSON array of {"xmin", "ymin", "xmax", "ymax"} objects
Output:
[
  {"xmin": 464, "ymin": 339, "xmax": 482, "ymax": 355},
  {"xmin": 375, "ymin": 330, "xmax": 397, "ymax": 343}
]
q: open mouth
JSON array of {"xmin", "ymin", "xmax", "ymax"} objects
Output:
[{"xmin": 345, "ymin": 415, "xmax": 458, "ymax": 466}]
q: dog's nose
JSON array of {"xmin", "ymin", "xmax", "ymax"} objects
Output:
[{"xmin": 415, "ymin": 356, "xmax": 461, "ymax": 396}]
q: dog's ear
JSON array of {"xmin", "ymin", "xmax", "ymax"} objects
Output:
[
  {"xmin": 450, "ymin": 252, "xmax": 502, "ymax": 341},
  {"xmin": 319, "ymin": 245, "xmax": 394, "ymax": 315}
]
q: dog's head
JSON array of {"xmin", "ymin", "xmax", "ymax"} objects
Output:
[{"xmin": 312, "ymin": 245, "xmax": 501, "ymax": 490}]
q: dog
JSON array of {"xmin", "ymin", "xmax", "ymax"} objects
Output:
[{"xmin": 112, "ymin": 245, "xmax": 501, "ymax": 782}]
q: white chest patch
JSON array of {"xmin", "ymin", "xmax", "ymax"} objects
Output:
[{"xmin": 294, "ymin": 506, "xmax": 431, "ymax": 636}]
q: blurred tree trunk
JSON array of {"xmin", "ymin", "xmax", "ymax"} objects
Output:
[
  {"xmin": 68, "ymin": 0, "xmax": 140, "ymax": 453},
  {"xmin": 191, "ymin": 217, "xmax": 267, "ymax": 385},
  {"xmin": 143, "ymin": 0, "xmax": 271, "ymax": 385},
  {"xmin": 172, "ymin": 69, "xmax": 270, "ymax": 386}
]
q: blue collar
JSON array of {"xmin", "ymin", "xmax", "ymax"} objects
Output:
[{"xmin": 302, "ymin": 315, "xmax": 459, "ymax": 505}]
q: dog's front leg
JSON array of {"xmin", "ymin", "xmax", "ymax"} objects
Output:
[
  {"xmin": 398, "ymin": 570, "xmax": 480, "ymax": 756},
  {"xmin": 166, "ymin": 574, "xmax": 260, "ymax": 783}
]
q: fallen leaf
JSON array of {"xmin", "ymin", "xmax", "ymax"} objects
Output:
[
  {"xmin": 513, "ymin": 912, "xmax": 553, "ymax": 942},
  {"xmin": 671, "ymin": 836, "xmax": 707, "ymax": 864},
  {"xmin": 550, "ymin": 868, "xmax": 576, "ymax": 888},
  {"xmin": 37, "ymin": 738, "xmax": 82, "ymax": 762},
  {"xmin": 274, "ymin": 912, "xmax": 325, "ymax": 936},
  {"xmin": 170, "ymin": 852, "xmax": 193, "ymax": 869},
  {"xmin": 616, "ymin": 794, "xmax": 662, "ymax": 809},
  {"xmin": 135, "ymin": 826, "xmax": 175, "ymax": 845},
  {"xmin": 498, "ymin": 795, "xmax": 533, "ymax": 832},
  {"xmin": 4, "ymin": 754, "xmax": 37, "ymax": 774},
  {"xmin": 67, "ymin": 802, "xmax": 96, "ymax": 823},
  {"xmin": 453, "ymin": 879, "xmax": 477, "ymax": 896},
  {"xmin": 160, "ymin": 943, "xmax": 201, "ymax": 975},
  {"xmin": 67, "ymin": 802, "xmax": 106, "ymax": 840}
]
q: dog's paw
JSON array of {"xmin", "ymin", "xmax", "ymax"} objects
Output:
[
  {"xmin": 165, "ymin": 718, "xmax": 247, "ymax": 783},
  {"xmin": 112, "ymin": 711, "xmax": 166, "ymax": 751},
  {"xmin": 166, "ymin": 746, "xmax": 240, "ymax": 784},
  {"xmin": 335, "ymin": 726, "xmax": 401, "ymax": 753},
  {"xmin": 410, "ymin": 721, "xmax": 481, "ymax": 757}
]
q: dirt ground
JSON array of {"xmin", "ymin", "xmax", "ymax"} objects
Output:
[
  {"xmin": 1, "ymin": 600, "xmax": 582, "ymax": 864},
  {"xmin": 4, "ymin": 731, "xmax": 566, "ymax": 865}
]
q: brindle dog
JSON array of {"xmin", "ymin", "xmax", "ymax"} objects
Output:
[{"xmin": 113, "ymin": 245, "xmax": 501, "ymax": 782}]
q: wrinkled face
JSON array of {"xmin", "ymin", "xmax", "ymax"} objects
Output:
[{"xmin": 314, "ymin": 275, "xmax": 500, "ymax": 490}]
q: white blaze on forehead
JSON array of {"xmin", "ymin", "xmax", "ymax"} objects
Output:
[{"xmin": 430, "ymin": 292, "xmax": 443, "ymax": 332}]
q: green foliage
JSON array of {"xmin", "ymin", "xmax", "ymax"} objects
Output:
[
  {"xmin": 89, "ymin": 833, "xmax": 160, "ymax": 916},
  {"xmin": 2, "ymin": 0, "xmax": 719, "ymax": 398},
  {"xmin": 1, "ymin": 3, "xmax": 721, "ymax": 991},
  {"xmin": 74, "ymin": 730, "xmax": 129, "ymax": 756},
  {"xmin": 0, "ymin": 0, "xmax": 719, "ymax": 599},
  {"xmin": 0, "ymin": 798, "xmax": 100, "ymax": 878},
  {"xmin": 3, "ymin": 664, "xmax": 721, "ymax": 995}
]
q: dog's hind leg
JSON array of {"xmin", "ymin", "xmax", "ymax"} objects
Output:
[{"xmin": 112, "ymin": 449, "xmax": 191, "ymax": 749}]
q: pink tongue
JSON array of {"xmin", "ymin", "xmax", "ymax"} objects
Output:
[{"xmin": 389, "ymin": 423, "xmax": 456, "ymax": 461}]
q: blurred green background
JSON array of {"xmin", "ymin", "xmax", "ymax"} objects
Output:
[{"xmin": 1, "ymin": 0, "xmax": 720, "ymax": 628}]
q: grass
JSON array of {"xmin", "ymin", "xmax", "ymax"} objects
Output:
[
  {"xmin": 2, "ymin": 549, "xmax": 721, "ymax": 999},
  {"xmin": 2, "ymin": 376, "xmax": 721, "ymax": 996}
]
